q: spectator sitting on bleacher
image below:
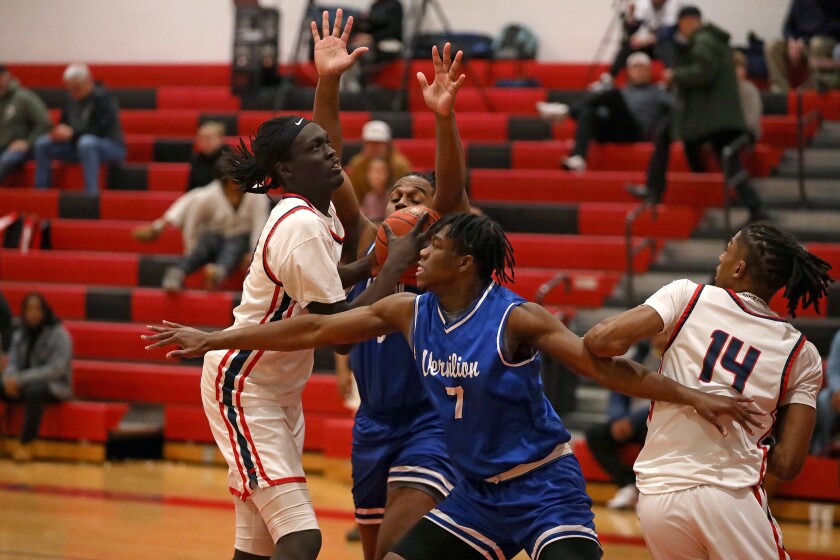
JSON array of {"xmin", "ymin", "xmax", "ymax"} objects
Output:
[
  {"xmin": 591, "ymin": 0, "xmax": 682, "ymax": 92},
  {"xmin": 187, "ymin": 121, "xmax": 227, "ymax": 191},
  {"xmin": 33, "ymin": 63, "xmax": 125, "ymax": 193},
  {"xmin": 359, "ymin": 156, "xmax": 391, "ymax": 222},
  {"xmin": 665, "ymin": 6, "xmax": 770, "ymax": 223},
  {"xmin": 539, "ymin": 53, "xmax": 673, "ymax": 204},
  {"xmin": 347, "ymin": 119, "xmax": 411, "ymax": 201},
  {"xmin": 343, "ymin": 0, "xmax": 404, "ymax": 93},
  {"xmin": 734, "ymin": 51, "xmax": 763, "ymax": 143},
  {"xmin": 0, "ymin": 293, "xmax": 73, "ymax": 462},
  {"xmin": 813, "ymin": 330, "xmax": 840, "ymax": 455},
  {"xmin": 764, "ymin": 0, "xmax": 840, "ymax": 93},
  {"xmin": 0, "ymin": 65, "xmax": 51, "ymax": 184},
  {"xmin": 0, "ymin": 293, "xmax": 11, "ymax": 354},
  {"xmin": 132, "ymin": 153, "xmax": 270, "ymax": 293}
]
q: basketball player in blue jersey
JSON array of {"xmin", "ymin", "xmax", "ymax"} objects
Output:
[
  {"xmin": 311, "ymin": 13, "xmax": 470, "ymax": 559},
  {"xmin": 147, "ymin": 213, "xmax": 765, "ymax": 560}
]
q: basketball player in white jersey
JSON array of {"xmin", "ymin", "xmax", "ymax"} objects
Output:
[
  {"xmin": 584, "ymin": 222, "xmax": 833, "ymax": 560},
  {"xmin": 192, "ymin": 14, "xmax": 441, "ymax": 560}
]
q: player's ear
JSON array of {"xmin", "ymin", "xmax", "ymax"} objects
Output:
[
  {"xmin": 276, "ymin": 161, "xmax": 293, "ymax": 184},
  {"xmin": 733, "ymin": 259, "xmax": 747, "ymax": 278},
  {"xmin": 458, "ymin": 254, "xmax": 474, "ymax": 273}
]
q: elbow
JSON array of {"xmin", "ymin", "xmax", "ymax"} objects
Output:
[
  {"xmin": 768, "ymin": 454, "xmax": 806, "ymax": 482},
  {"xmin": 583, "ymin": 325, "xmax": 625, "ymax": 358}
]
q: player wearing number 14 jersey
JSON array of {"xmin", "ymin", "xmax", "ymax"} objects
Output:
[{"xmin": 585, "ymin": 223, "xmax": 833, "ymax": 560}]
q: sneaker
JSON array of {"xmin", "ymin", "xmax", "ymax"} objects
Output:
[
  {"xmin": 536, "ymin": 101, "xmax": 570, "ymax": 123},
  {"xmin": 162, "ymin": 267, "xmax": 185, "ymax": 293},
  {"xmin": 346, "ymin": 525, "xmax": 361, "ymax": 542},
  {"xmin": 588, "ymin": 72, "xmax": 614, "ymax": 92},
  {"xmin": 606, "ymin": 484, "xmax": 639, "ymax": 510},
  {"xmin": 561, "ymin": 154, "xmax": 587, "ymax": 172},
  {"xmin": 625, "ymin": 183, "xmax": 660, "ymax": 204},
  {"xmin": 12, "ymin": 443, "xmax": 34, "ymax": 462},
  {"xmin": 203, "ymin": 264, "xmax": 222, "ymax": 290}
]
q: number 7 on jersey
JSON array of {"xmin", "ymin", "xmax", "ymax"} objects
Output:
[{"xmin": 445, "ymin": 386, "xmax": 464, "ymax": 419}]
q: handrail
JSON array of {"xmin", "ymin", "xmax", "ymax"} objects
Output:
[
  {"xmin": 535, "ymin": 272, "xmax": 571, "ymax": 306},
  {"xmin": 721, "ymin": 132, "xmax": 752, "ymax": 235},
  {"xmin": 624, "ymin": 200, "xmax": 656, "ymax": 307},
  {"xmin": 795, "ymin": 87, "xmax": 824, "ymax": 207}
]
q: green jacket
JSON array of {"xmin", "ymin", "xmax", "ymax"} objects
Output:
[
  {"xmin": 0, "ymin": 79, "xmax": 51, "ymax": 150},
  {"xmin": 672, "ymin": 24, "xmax": 746, "ymax": 142}
]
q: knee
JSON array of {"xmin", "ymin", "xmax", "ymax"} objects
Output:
[
  {"xmin": 275, "ymin": 529, "xmax": 322, "ymax": 560},
  {"xmin": 34, "ymin": 134, "xmax": 53, "ymax": 154},
  {"xmin": 76, "ymin": 134, "xmax": 99, "ymax": 153}
]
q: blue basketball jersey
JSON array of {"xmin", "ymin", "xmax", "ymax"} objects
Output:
[
  {"xmin": 411, "ymin": 282, "xmax": 571, "ymax": 479},
  {"xmin": 347, "ymin": 246, "xmax": 432, "ymax": 415}
]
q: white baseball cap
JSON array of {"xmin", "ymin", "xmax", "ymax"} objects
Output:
[
  {"xmin": 362, "ymin": 120, "xmax": 392, "ymax": 142},
  {"xmin": 627, "ymin": 52, "xmax": 652, "ymax": 67}
]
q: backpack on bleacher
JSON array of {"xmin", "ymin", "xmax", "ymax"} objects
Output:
[
  {"xmin": 492, "ymin": 24, "xmax": 538, "ymax": 60},
  {"xmin": 0, "ymin": 212, "xmax": 51, "ymax": 252}
]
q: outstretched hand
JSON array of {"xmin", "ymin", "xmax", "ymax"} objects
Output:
[
  {"xmin": 417, "ymin": 43, "xmax": 466, "ymax": 116},
  {"xmin": 142, "ymin": 321, "xmax": 214, "ymax": 359},
  {"xmin": 312, "ymin": 9, "xmax": 368, "ymax": 77},
  {"xmin": 381, "ymin": 211, "xmax": 432, "ymax": 272},
  {"xmin": 690, "ymin": 392, "xmax": 767, "ymax": 437}
]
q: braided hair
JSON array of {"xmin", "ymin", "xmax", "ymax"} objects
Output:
[
  {"xmin": 429, "ymin": 213, "xmax": 515, "ymax": 284},
  {"xmin": 221, "ymin": 116, "xmax": 312, "ymax": 193},
  {"xmin": 740, "ymin": 223, "xmax": 833, "ymax": 317}
]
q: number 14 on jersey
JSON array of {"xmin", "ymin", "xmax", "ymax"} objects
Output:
[{"xmin": 699, "ymin": 330, "xmax": 761, "ymax": 394}]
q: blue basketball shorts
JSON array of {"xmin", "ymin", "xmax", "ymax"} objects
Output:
[
  {"xmin": 424, "ymin": 454, "xmax": 600, "ymax": 559},
  {"xmin": 351, "ymin": 406, "xmax": 459, "ymax": 525}
]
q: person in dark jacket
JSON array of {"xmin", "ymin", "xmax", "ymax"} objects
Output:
[
  {"xmin": 765, "ymin": 0, "xmax": 840, "ymax": 92},
  {"xmin": 0, "ymin": 293, "xmax": 73, "ymax": 462},
  {"xmin": 187, "ymin": 121, "xmax": 226, "ymax": 191},
  {"xmin": 666, "ymin": 6, "xmax": 769, "ymax": 223},
  {"xmin": 0, "ymin": 65, "xmax": 52, "ymax": 183},
  {"xmin": 33, "ymin": 63, "xmax": 125, "ymax": 193}
]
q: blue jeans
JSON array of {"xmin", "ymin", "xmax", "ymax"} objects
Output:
[
  {"xmin": 34, "ymin": 134, "xmax": 126, "ymax": 193},
  {"xmin": 0, "ymin": 148, "xmax": 29, "ymax": 184}
]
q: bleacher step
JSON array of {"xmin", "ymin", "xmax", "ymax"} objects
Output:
[
  {"xmin": 650, "ymin": 239, "xmax": 726, "ymax": 274},
  {"xmin": 693, "ymin": 208, "xmax": 840, "ymax": 242},
  {"xmin": 811, "ymin": 121, "xmax": 840, "ymax": 148},
  {"xmin": 755, "ymin": 177, "xmax": 840, "ymax": 209},
  {"xmin": 776, "ymin": 148, "xmax": 840, "ymax": 179}
]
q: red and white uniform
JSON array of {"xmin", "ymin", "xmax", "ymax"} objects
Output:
[
  {"xmin": 201, "ymin": 194, "xmax": 345, "ymax": 500},
  {"xmin": 636, "ymin": 280, "xmax": 822, "ymax": 560}
]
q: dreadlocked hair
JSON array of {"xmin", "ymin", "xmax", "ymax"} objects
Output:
[
  {"xmin": 429, "ymin": 213, "xmax": 515, "ymax": 284},
  {"xmin": 221, "ymin": 116, "xmax": 307, "ymax": 192},
  {"xmin": 740, "ymin": 223, "xmax": 833, "ymax": 317}
]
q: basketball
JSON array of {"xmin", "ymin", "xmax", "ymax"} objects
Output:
[{"xmin": 374, "ymin": 207, "xmax": 441, "ymax": 285}]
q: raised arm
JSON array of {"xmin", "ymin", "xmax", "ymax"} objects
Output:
[
  {"xmin": 509, "ymin": 303, "xmax": 765, "ymax": 437},
  {"xmin": 144, "ymin": 292, "xmax": 417, "ymax": 359},
  {"xmin": 417, "ymin": 43, "xmax": 470, "ymax": 214},
  {"xmin": 310, "ymin": 9, "xmax": 376, "ymax": 254}
]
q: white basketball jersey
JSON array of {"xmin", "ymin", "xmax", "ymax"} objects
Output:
[
  {"xmin": 635, "ymin": 280, "xmax": 822, "ymax": 495},
  {"xmin": 201, "ymin": 194, "xmax": 346, "ymax": 408}
]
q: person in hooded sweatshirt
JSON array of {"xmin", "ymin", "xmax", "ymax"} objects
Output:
[
  {"xmin": 0, "ymin": 65, "xmax": 51, "ymax": 184},
  {"xmin": 663, "ymin": 6, "xmax": 770, "ymax": 224},
  {"xmin": 0, "ymin": 293, "xmax": 73, "ymax": 462}
]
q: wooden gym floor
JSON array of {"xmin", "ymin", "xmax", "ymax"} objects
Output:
[{"xmin": 0, "ymin": 459, "xmax": 837, "ymax": 559}]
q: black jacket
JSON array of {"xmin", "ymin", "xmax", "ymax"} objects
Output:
[{"xmin": 60, "ymin": 83, "xmax": 124, "ymax": 145}]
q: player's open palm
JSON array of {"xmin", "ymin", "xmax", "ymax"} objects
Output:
[
  {"xmin": 691, "ymin": 391, "xmax": 766, "ymax": 438},
  {"xmin": 417, "ymin": 43, "xmax": 466, "ymax": 116},
  {"xmin": 143, "ymin": 321, "xmax": 213, "ymax": 359},
  {"xmin": 312, "ymin": 9, "xmax": 367, "ymax": 77}
]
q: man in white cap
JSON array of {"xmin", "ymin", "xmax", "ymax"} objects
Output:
[{"xmin": 347, "ymin": 119, "xmax": 412, "ymax": 202}]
